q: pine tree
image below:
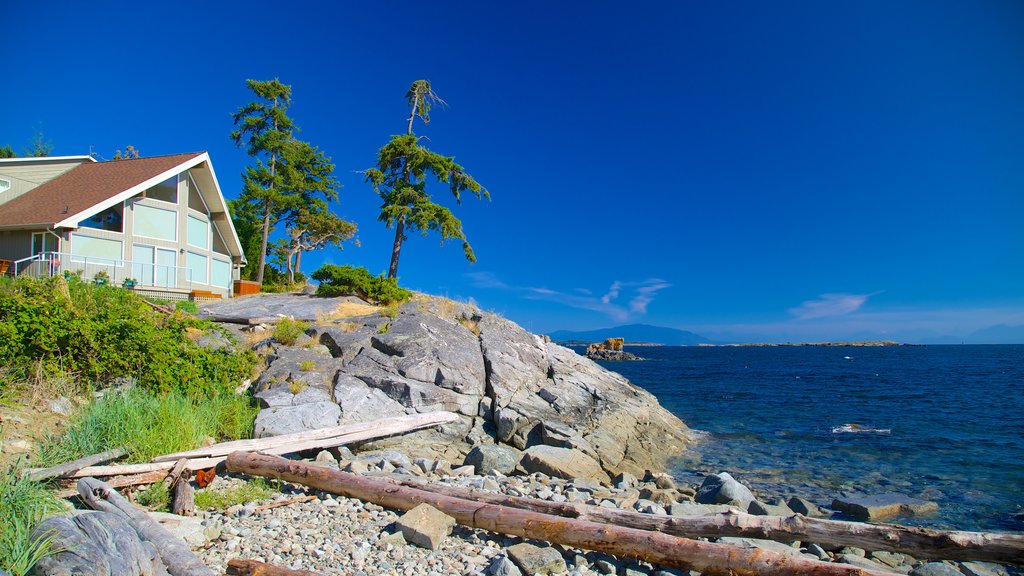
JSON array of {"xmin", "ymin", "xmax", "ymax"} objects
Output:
[{"xmin": 366, "ymin": 80, "xmax": 489, "ymax": 279}]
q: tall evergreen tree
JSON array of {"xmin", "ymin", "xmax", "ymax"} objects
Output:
[
  {"xmin": 366, "ymin": 80, "xmax": 489, "ymax": 279},
  {"xmin": 0, "ymin": 145, "xmax": 15, "ymax": 158},
  {"xmin": 231, "ymin": 79, "xmax": 352, "ymax": 285}
]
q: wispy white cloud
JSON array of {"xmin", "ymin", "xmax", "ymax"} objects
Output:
[
  {"xmin": 788, "ymin": 293, "xmax": 874, "ymax": 320},
  {"xmin": 465, "ymin": 272, "xmax": 670, "ymax": 322}
]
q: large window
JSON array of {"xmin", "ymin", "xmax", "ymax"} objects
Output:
[
  {"xmin": 211, "ymin": 259, "xmax": 232, "ymax": 289},
  {"xmin": 187, "ymin": 251, "xmax": 208, "ymax": 284},
  {"xmin": 146, "ymin": 176, "xmax": 178, "ymax": 204},
  {"xmin": 81, "ymin": 204, "xmax": 124, "ymax": 233},
  {"xmin": 133, "ymin": 204, "xmax": 177, "ymax": 241},
  {"xmin": 187, "ymin": 215, "xmax": 209, "ymax": 249},
  {"xmin": 188, "ymin": 173, "xmax": 208, "ymax": 212},
  {"xmin": 71, "ymin": 234, "xmax": 122, "ymax": 265}
]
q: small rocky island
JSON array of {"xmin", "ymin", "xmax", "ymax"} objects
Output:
[{"xmin": 585, "ymin": 337, "xmax": 643, "ymax": 362}]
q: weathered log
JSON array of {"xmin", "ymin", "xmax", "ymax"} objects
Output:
[
  {"xmin": 169, "ymin": 459, "xmax": 195, "ymax": 516},
  {"xmin": 227, "ymin": 452, "xmax": 899, "ymax": 576},
  {"xmin": 226, "ymin": 559, "xmax": 324, "ymax": 576},
  {"xmin": 78, "ymin": 477, "xmax": 216, "ymax": 576},
  {"xmin": 26, "ymin": 447, "xmax": 127, "ymax": 481},
  {"xmin": 61, "ymin": 456, "xmax": 223, "ymax": 478},
  {"xmin": 56, "ymin": 469, "xmax": 169, "ymax": 498},
  {"xmin": 385, "ymin": 477, "xmax": 1024, "ymax": 565},
  {"xmin": 153, "ymin": 412, "xmax": 459, "ymax": 462}
]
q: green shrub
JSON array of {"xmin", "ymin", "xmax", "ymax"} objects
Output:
[
  {"xmin": 174, "ymin": 300, "xmax": 198, "ymax": 314},
  {"xmin": 273, "ymin": 317, "xmax": 309, "ymax": 346},
  {"xmin": 37, "ymin": 388, "xmax": 257, "ymax": 465},
  {"xmin": 0, "ymin": 277, "xmax": 255, "ymax": 396},
  {"xmin": 0, "ymin": 462, "xmax": 64, "ymax": 575},
  {"xmin": 136, "ymin": 481, "xmax": 171, "ymax": 511},
  {"xmin": 194, "ymin": 478, "xmax": 275, "ymax": 510},
  {"xmin": 311, "ymin": 265, "xmax": 411, "ymax": 305}
]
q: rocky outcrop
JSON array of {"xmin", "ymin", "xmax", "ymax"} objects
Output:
[
  {"xmin": 586, "ymin": 338, "xmax": 642, "ymax": 361},
  {"xmin": 203, "ymin": 295, "xmax": 693, "ymax": 480}
]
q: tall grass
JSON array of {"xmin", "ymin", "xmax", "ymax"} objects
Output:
[
  {"xmin": 37, "ymin": 388, "xmax": 258, "ymax": 465},
  {"xmin": 0, "ymin": 461, "xmax": 64, "ymax": 575}
]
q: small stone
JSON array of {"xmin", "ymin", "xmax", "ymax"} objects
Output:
[
  {"xmin": 787, "ymin": 496, "xmax": 825, "ymax": 517},
  {"xmin": 314, "ymin": 450, "xmax": 338, "ymax": 467},
  {"xmin": 870, "ymin": 551, "xmax": 908, "ymax": 568},
  {"xmin": 957, "ymin": 561, "xmax": 1010, "ymax": 576},
  {"xmin": 377, "ymin": 530, "xmax": 407, "ymax": 548},
  {"xmin": 837, "ymin": 554, "xmax": 894, "ymax": 572},
  {"xmin": 395, "ymin": 503, "xmax": 456, "ymax": 550},
  {"xmin": 486, "ymin": 555, "xmax": 524, "ymax": 576},
  {"xmin": 613, "ymin": 472, "xmax": 638, "ymax": 488},
  {"xmin": 804, "ymin": 543, "xmax": 829, "ymax": 560},
  {"xmin": 594, "ymin": 559, "xmax": 618, "ymax": 574},
  {"xmin": 910, "ymin": 562, "xmax": 967, "ymax": 576},
  {"xmin": 48, "ymin": 396, "xmax": 75, "ymax": 416},
  {"xmin": 654, "ymin": 475, "xmax": 677, "ymax": 490},
  {"xmin": 506, "ymin": 543, "xmax": 568, "ymax": 576}
]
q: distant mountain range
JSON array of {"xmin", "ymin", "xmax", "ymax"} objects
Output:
[{"xmin": 548, "ymin": 324, "xmax": 710, "ymax": 346}]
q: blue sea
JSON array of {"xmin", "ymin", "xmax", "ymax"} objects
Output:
[{"xmin": 587, "ymin": 344, "xmax": 1024, "ymax": 532}]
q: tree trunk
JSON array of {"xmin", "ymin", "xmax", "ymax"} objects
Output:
[
  {"xmin": 256, "ymin": 203, "xmax": 272, "ymax": 285},
  {"xmin": 226, "ymin": 453, "xmax": 901, "ymax": 576},
  {"xmin": 78, "ymin": 477, "xmax": 216, "ymax": 576},
  {"xmin": 387, "ymin": 215, "xmax": 406, "ymax": 279},
  {"xmin": 294, "ymin": 249, "xmax": 303, "ymax": 278},
  {"xmin": 384, "ymin": 477, "xmax": 1024, "ymax": 565}
]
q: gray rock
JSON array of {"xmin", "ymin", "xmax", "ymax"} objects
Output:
[
  {"xmin": 31, "ymin": 512, "xmax": 167, "ymax": 576},
  {"xmin": 910, "ymin": 563, "xmax": 966, "ymax": 576},
  {"xmin": 394, "ymin": 503, "xmax": 456, "ymax": 550},
  {"xmin": 804, "ymin": 543, "xmax": 829, "ymax": 560},
  {"xmin": 870, "ymin": 551, "xmax": 910, "ymax": 568},
  {"xmin": 506, "ymin": 542, "xmax": 568, "ymax": 576},
  {"xmin": 669, "ymin": 501, "xmax": 738, "ymax": 516},
  {"xmin": 696, "ymin": 472, "xmax": 756, "ymax": 510},
  {"xmin": 314, "ymin": 450, "xmax": 338, "ymax": 467},
  {"xmin": 486, "ymin": 555, "xmax": 524, "ymax": 576},
  {"xmin": 837, "ymin": 554, "xmax": 897, "ymax": 572},
  {"xmin": 716, "ymin": 537, "xmax": 805, "ymax": 558},
  {"xmin": 957, "ymin": 562, "xmax": 1010, "ymax": 576},
  {"xmin": 520, "ymin": 445, "xmax": 607, "ymax": 481},
  {"xmin": 253, "ymin": 401, "xmax": 341, "ymax": 437},
  {"xmin": 832, "ymin": 493, "xmax": 939, "ymax": 521},
  {"xmin": 47, "ymin": 397, "xmax": 75, "ymax": 416},
  {"xmin": 747, "ymin": 499, "xmax": 793, "ymax": 516},
  {"xmin": 465, "ymin": 444, "xmax": 520, "ymax": 475},
  {"xmin": 147, "ymin": 511, "xmax": 210, "ymax": 548},
  {"xmin": 787, "ymin": 496, "xmax": 825, "ymax": 517}
]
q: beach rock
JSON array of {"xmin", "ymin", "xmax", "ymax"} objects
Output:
[
  {"xmin": 148, "ymin": 511, "xmax": 209, "ymax": 548},
  {"xmin": 465, "ymin": 444, "xmax": 519, "ymax": 475},
  {"xmin": 395, "ymin": 503, "xmax": 456, "ymax": 550},
  {"xmin": 717, "ymin": 537, "xmax": 805, "ymax": 558},
  {"xmin": 957, "ymin": 562, "xmax": 1010, "ymax": 576},
  {"xmin": 837, "ymin": 554, "xmax": 899, "ymax": 572},
  {"xmin": 696, "ymin": 472, "xmax": 756, "ymax": 510},
  {"xmin": 669, "ymin": 501, "xmax": 737, "ymax": 516},
  {"xmin": 787, "ymin": 496, "xmax": 826, "ymax": 517},
  {"xmin": 910, "ymin": 563, "xmax": 967, "ymax": 576},
  {"xmin": 31, "ymin": 512, "xmax": 167, "ymax": 576},
  {"xmin": 520, "ymin": 445, "xmax": 607, "ymax": 481},
  {"xmin": 486, "ymin": 556, "xmax": 524, "ymax": 576},
  {"xmin": 832, "ymin": 493, "xmax": 939, "ymax": 521},
  {"xmin": 253, "ymin": 401, "xmax": 341, "ymax": 437},
  {"xmin": 748, "ymin": 498, "xmax": 793, "ymax": 516},
  {"xmin": 506, "ymin": 543, "xmax": 567, "ymax": 575}
]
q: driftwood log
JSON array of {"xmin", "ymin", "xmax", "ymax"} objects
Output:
[
  {"xmin": 50, "ymin": 412, "xmax": 459, "ymax": 479},
  {"xmin": 78, "ymin": 477, "xmax": 216, "ymax": 576},
  {"xmin": 227, "ymin": 452, "xmax": 901, "ymax": 576},
  {"xmin": 385, "ymin": 477, "xmax": 1024, "ymax": 565},
  {"xmin": 168, "ymin": 459, "xmax": 195, "ymax": 516},
  {"xmin": 226, "ymin": 559, "xmax": 324, "ymax": 576},
  {"xmin": 26, "ymin": 447, "xmax": 127, "ymax": 481},
  {"xmin": 56, "ymin": 469, "xmax": 169, "ymax": 498}
]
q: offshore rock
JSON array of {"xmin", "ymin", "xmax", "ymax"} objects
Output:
[{"xmin": 208, "ymin": 295, "xmax": 693, "ymax": 478}]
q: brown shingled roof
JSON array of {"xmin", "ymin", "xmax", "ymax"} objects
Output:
[{"xmin": 0, "ymin": 152, "xmax": 204, "ymax": 228}]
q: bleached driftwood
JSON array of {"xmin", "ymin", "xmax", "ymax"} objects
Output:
[
  {"xmin": 78, "ymin": 477, "xmax": 216, "ymax": 576},
  {"xmin": 56, "ymin": 470, "xmax": 169, "ymax": 498},
  {"xmin": 153, "ymin": 412, "xmax": 458, "ymax": 462},
  {"xmin": 26, "ymin": 447, "xmax": 127, "ymax": 481},
  {"xmin": 226, "ymin": 558, "xmax": 324, "ymax": 575},
  {"xmin": 54, "ymin": 411, "xmax": 459, "ymax": 478},
  {"xmin": 227, "ymin": 452, "xmax": 901, "ymax": 576},
  {"xmin": 385, "ymin": 476, "xmax": 1024, "ymax": 565}
]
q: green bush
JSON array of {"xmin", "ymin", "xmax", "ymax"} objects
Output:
[
  {"xmin": 194, "ymin": 478, "xmax": 276, "ymax": 510},
  {"xmin": 311, "ymin": 265, "xmax": 411, "ymax": 305},
  {"xmin": 0, "ymin": 462, "xmax": 64, "ymax": 575},
  {"xmin": 272, "ymin": 317, "xmax": 309, "ymax": 346},
  {"xmin": 37, "ymin": 388, "xmax": 257, "ymax": 465},
  {"xmin": 0, "ymin": 277, "xmax": 255, "ymax": 396}
]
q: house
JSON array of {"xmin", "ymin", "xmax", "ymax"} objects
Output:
[{"xmin": 0, "ymin": 152, "xmax": 246, "ymax": 298}]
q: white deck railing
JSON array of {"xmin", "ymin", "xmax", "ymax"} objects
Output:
[{"xmin": 9, "ymin": 252, "xmax": 194, "ymax": 290}]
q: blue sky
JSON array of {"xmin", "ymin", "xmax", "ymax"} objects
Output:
[{"xmin": 5, "ymin": 1, "xmax": 1023, "ymax": 343}]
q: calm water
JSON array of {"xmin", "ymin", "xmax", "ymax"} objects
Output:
[{"xmin": 590, "ymin": 344, "xmax": 1024, "ymax": 531}]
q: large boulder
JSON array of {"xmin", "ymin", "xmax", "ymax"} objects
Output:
[
  {"xmin": 31, "ymin": 512, "xmax": 167, "ymax": 576},
  {"xmin": 520, "ymin": 445, "xmax": 607, "ymax": 481},
  {"xmin": 696, "ymin": 472, "xmax": 756, "ymax": 510},
  {"xmin": 231, "ymin": 294, "xmax": 693, "ymax": 478}
]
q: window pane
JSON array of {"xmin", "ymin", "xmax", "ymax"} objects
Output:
[
  {"xmin": 188, "ymin": 173, "xmax": 207, "ymax": 212},
  {"xmin": 147, "ymin": 176, "xmax": 177, "ymax": 203},
  {"xmin": 133, "ymin": 204, "xmax": 177, "ymax": 241},
  {"xmin": 82, "ymin": 204, "xmax": 124, "ymax": 233},
  {"xmin": 132, "ymin": 244, "xmax": 155, "ymax": 285},
  {"xmin": 187, "ymin": 251, "xmax": 208, "ymax": 284},
  {"xmin": 156, "ymin": 249, "xmax": 176, "ymax": 287},
  {"xmin": 188, "ymin": 215, "xmax": 209, "ymax": 249},
  {"xmin": 211, "ymin": 259, "xmax": 231, "ymax": 289},
  {"xmin": 71, "ymin": 235, "xmax": 122, "ymax": 264}
]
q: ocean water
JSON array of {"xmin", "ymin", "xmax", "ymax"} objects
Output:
[{"xmin": 588, "ymin": 344, "xmax": 1024, "ymax": 532}]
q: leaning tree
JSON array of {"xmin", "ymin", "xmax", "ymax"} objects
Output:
[{"xmin": 365, "ymin": 80, "xmax": 489, "ymax": 279}]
